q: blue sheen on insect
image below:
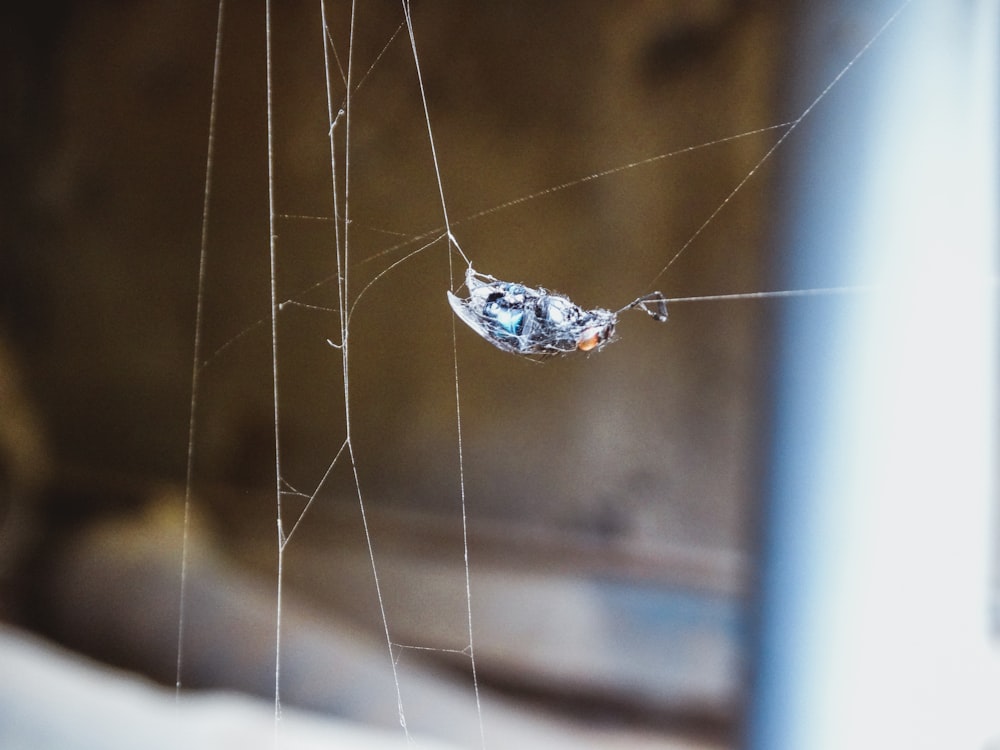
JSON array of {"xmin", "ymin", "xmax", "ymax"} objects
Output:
[{"xmin": 483, "ymin": 299, "xmax": 525, "ymax": 335}]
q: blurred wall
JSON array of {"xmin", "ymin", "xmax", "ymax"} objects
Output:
[{"xmin": 2, "ymin": 0, "xmax": 785, "ymax": 554}]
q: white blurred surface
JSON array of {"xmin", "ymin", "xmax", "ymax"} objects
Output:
[
  {"xmin": 752, "ymin": 2, "xmax": 1000, "ymax": 748},
  {"xmin": 0, "ymin": 625, "xmax": 458, "ymax": 750}
]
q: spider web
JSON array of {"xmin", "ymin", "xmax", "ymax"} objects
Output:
[{"xmin": 173, "ymin": 1, "xmax": 930, "ymax": 747}]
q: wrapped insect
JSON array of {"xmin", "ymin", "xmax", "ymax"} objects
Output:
[{"xmin": 447, "ymin": 266, "xmax": 668, "ymax": 356}]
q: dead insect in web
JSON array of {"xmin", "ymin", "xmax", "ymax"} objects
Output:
[{"xmin": 446, "ymin": 266, "xmax": 668, "ymax": 356}]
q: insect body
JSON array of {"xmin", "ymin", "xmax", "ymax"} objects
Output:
[{"xmin": 447, "ymin": 266, "xmax": 668, "ymax": 356}]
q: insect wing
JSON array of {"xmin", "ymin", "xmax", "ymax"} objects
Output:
[{"xmin": 447, "ymin": 290, "xmax": 524, "ymax": 354}]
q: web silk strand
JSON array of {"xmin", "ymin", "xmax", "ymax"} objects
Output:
[
  {"xmin": 401, "ymin": 1, "xmax": 485, "ymax": 745},
  {"xmin": 177, "ymin": 0, "xmax": 226, "ymax": 701},
  {"xmin": 338, "ymin": 0, "xmax": 412, "ymax": 738},
  {"xmin": 262, "ymin": 0, "xmax": 290, "ymax": 732},
  {"xmin": 647, "ymin": 0, "xmax": 917, "ymax": 290}
]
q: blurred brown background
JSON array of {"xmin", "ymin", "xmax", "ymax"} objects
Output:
[
  {"xmin": 0, "ymin": 0, "xmax": 800, "ymax": 746},
  {"xmin": 3, "ymin": 0, "xmax": 782, "ymax": 541}
]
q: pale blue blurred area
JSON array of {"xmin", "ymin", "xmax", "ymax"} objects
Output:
[{"xmin": 751, "ymin": 2, "xmax": 1000, "ymax": 748}]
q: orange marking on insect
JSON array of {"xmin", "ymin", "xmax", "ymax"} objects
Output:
[{"xmin": 577, "ymin": 330, "xmax": 602, "ymax": 351}]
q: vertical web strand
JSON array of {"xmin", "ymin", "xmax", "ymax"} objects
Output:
[
  {"xmin": 264, "ymin": 0, "xmax": 286, "ymax": 729},
  {"xmin": 318, "ymin": 0, "xmax": 344, "ymax": 346},
  {"xmin": 333, "ymin": 0, "xmax": 411, "ymax": 737},
  {"xmin": 177, "ymin": 0, "xmax": 226, "ymax": 700},
  {"xmin": 401, "ymin": 1, "xmax": 485, "ymax": 746}
]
